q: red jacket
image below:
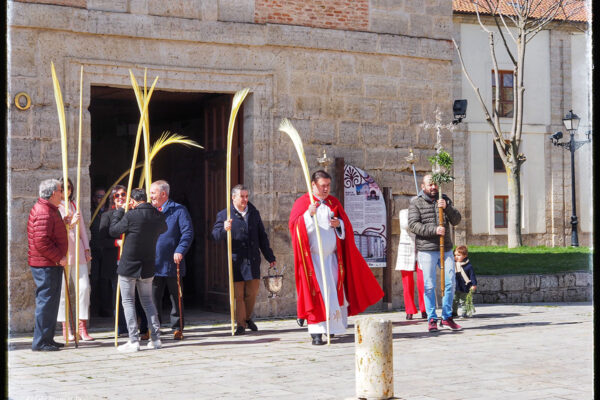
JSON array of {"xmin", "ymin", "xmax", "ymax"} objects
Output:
[{"xmin": 27, "ymin": 198, "xmax": 68, "ymax": 267}]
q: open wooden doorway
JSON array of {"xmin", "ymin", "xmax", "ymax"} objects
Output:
[{"xmin": 89, "ymin": 87, "xmax": 243, "ymax": 313}]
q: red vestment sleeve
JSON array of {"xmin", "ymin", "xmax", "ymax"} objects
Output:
[{"xmin": 289, "ymin": 194, "xmax": 326, "ymax": 323}]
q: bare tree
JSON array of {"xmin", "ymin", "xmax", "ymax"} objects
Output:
[{"xmin": 453, "ymin": 0, "xmax": 586, "ymax": 247}]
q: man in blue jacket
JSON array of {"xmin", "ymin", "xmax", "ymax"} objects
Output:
[
  {"xmin": 150, "ymin": 180, "xmax": 194, "ymax": 340},
  {"xmin": 212, "ymin": 184, "xmax": 276, "ymax": 335}
]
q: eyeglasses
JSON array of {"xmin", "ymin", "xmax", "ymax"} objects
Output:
[
  {"xmin": 114, "ymin": 193, "xmax": 126, "ymax": 198},
  {"xmin": 95, "ymin": 194, "xmax": 105, "ymax": 199}
]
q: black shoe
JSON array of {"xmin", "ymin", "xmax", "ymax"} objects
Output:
[
  {"xmin": 234, "ymin": 326, "xmax": 245, "ymax": 336},
  {"xmin": 328, "ymin": 334, "xmax": 335, "ymax": 338},
  {"xmin": 406, "ymin": 313, "xmax": 413, "ymax": 320},
  {"xmin": 50, "ymin": 340, "xmax": 65, "ymax": 348},
  {"xmin": 32, "ymin": 344, "xmax": 59, "ymax": 352},
  {"xmin": 297, "ymin": 318, "xmax": 305, "ymax": 327},
  {"xmin": 452, "ymin": 312, "xmax": 459, "ymax": 318},
  {"xmin": 421, "ymin": 312, "xmax": 428, "ymax": 319},
  {"xmin": 246, "ymin": 319, "xmax": 258, "ymax": 332},
  {"xmin": 311, "ymin": 334, "xmax": 324, "ymax": 345}
]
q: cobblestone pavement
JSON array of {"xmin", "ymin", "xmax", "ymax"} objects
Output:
[{"xmin": 7, "ymin": 302, "xmax": 593, "ymax": 399}]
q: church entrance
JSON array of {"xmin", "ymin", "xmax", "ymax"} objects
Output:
[{"xmin": 89, "ymin": 87, "xmax": 244, "ymax": 313}]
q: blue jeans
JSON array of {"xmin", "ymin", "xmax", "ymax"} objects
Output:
[
  {"xmin": 30, "ymin": 266, "xmax": 63, "ymax": 349},
  {"xmin": 417, "ymin": 251, "xmax": 456, "ymax": 320},
  {"xmin": 118, "ymin": 275, "xmax": 160, "ymax": 342}
]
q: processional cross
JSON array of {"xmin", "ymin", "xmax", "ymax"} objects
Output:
[{"xmin": 419, "ymin": 107, "xmax": 456, "ymax": 298}]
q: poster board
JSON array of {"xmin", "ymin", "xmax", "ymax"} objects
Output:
[{"xmin": 343, "ymin": 164, "xmax": 386, "ymax": 268}]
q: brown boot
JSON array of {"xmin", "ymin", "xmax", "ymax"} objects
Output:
[{"xmin": 79, "ymin": 320, "xmax": 95, "ymax": 341}]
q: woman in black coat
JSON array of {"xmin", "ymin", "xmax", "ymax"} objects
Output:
[{"xmin": 212, "ymin": 185, "xmax": 276, "ymax": 335}]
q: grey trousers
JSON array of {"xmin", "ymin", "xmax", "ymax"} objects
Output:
[{"xmin": 118, "ymin": 275, "xmax": 161, "ymax": 342}]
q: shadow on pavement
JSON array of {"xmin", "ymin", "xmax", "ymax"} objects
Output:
[{"xmin": 168, "ymin": 337, "xmax": 281, "ymax": 347}]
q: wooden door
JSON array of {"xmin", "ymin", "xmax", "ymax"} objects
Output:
[{"xmin": 203, "ymin": 95, "xmax": 243, "ymax": 311}]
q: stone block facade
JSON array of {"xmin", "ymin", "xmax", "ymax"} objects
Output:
[
  {"xmin": 473, "ymin": 272, "xmax": 592, "ymax": 304},
  {"xmin": 7, "ymin": 0, "xmax": 455, "ymax": 332}
]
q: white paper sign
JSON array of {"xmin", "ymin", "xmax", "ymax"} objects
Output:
[{"xmin": 343, "ymin": 164, "xmax": 386, "ymax": 268}]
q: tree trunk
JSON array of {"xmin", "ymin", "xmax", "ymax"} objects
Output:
[{"xmin": 506, "ymin": 164, "xmax": 523, "ymax": 247}]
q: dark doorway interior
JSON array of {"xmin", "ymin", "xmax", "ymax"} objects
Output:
[{"xmin": 89, "ymin": 86, "xmax": 243, "ymax": 312}]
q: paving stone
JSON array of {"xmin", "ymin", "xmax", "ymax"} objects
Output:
[{"xmin": 7, "ymin": 303, "xmax": 593, "ymax": 399}]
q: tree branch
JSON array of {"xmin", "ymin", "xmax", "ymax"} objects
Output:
[{"xmin": 453, "ymin": 37, "xmax": 508, "ymax": 165}]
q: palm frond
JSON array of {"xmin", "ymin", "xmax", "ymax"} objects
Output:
[
  {"xmin": 278, "ymin": 118, "xmax": 313, "ymax": 196},
  {"xmin": 90, "ymin": 131, "xmax": 202, "ymax": 226}
]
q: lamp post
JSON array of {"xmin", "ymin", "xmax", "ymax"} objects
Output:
[{"xmin": 549, "ymin": 110, "xmax": 591, "ymax": 247}]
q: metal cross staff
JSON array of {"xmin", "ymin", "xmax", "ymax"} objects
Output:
[{"xmin": 420, "ymin": 107, "xmax": 456, "ymax": 297}]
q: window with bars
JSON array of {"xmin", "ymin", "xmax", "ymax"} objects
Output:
[
  {"xmin": 492, "ymin": 70, "xmax": 514, "ymax": 118},
  {"xmin": 494, "ymin": 196, "xmax": 509, "ymax": 228}
]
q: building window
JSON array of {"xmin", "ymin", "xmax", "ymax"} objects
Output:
[
  {"xmin": 491, "ymin": 70, "xmax": 514, "ymax": 118},
  {"xmin": 493, "ymin": 143, "xmax": 506, "ymax": 172},
  {"xmin": 494, "ymin": 196, "xmax": 508, "ymax": 228}
]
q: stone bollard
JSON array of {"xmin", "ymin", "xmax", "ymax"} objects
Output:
[{"xmin": 355, "ymin": 318, "xmax": 393, "ymax": 399}]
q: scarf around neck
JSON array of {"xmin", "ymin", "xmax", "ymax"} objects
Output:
[{"xmin": 455, "ymin": 258, "xmax": 471, "ymax": 285}]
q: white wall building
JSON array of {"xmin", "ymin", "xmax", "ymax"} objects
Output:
[{"xmin": 452, "ymin": 4, "xmax": 592, "ymax": 247}]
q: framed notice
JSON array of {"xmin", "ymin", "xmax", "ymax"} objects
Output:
[{"xmin": 343, "ymin": 164, "xmax": 386, "ymax": 268}]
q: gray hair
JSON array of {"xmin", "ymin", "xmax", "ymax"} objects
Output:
[
  {"xmin": 231, "ymin": 184, "xmax": 248, "ymax": 197},
  {"xmin": 39, "ymin": 179, "xmax": 61, "ymax": 200},
  {"xmin": 152, "ymin": 180, "xmax": 170, "ymax": 196}
]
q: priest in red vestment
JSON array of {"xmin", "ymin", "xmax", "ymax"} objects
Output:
[{"xmin": 289, "ymin": 170, "xmax": 384, "ymax": 345}]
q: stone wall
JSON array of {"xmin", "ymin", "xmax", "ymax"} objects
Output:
[
  {"xmin": 7, "ymin": 0, "xmax": 454, "ymax": 332},
  {"xmin": 473, "ymin": 271, "xmax": 593, "ymax": 304}
]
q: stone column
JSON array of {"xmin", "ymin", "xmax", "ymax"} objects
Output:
[{"xmin": 355, "ymin": 318, "xmax": 393, "ymax": 399}]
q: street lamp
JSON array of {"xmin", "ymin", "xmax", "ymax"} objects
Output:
[{"xmin": 549, "ymin": 110, "xmax": 591, "ymax": 247}]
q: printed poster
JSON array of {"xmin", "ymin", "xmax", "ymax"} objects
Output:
[{"xmin": 343, "ymin": 164, "xmax": 386, "ymax": 268}]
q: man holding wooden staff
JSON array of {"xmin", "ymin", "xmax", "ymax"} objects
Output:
[
  {"xmin": 408, "ymin": 174, "xmax": 462, "ymax": 332},
  {"xmin": 289, "ymin": 170, "xmax": 384, "ymax": 345},
  {"xmin": 150, "ymin": 180, "xmax": 194, "ymax": 340}
]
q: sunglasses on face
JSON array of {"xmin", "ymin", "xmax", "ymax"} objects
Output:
[{"xmin": 114, "ymin": 193, "xmax": 126, "ymax": 198}]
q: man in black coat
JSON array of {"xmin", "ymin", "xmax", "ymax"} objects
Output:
[
  {"xmin": 109, "ymin": 188, "xmax": 167, "ymax": 352},
  {"xmin": 212, "ymin": 184, "xmax": 276, "ymax": 336}
]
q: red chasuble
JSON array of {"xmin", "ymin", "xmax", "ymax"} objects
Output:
[{"xmin": 289, "ymin": 193, "xmax": 384, "ymax": 324}]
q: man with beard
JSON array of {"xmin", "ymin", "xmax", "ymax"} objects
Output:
[{"xmin": 408, "ymin": 174, "xmax": 462, "ymax": 332}]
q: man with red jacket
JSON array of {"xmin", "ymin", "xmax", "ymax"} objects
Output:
[
  {"xmin": 289, "ymin": 170, "xmax": 384, "ymax": 345},
  {"xmin": 27, "ymin": 179, "xmax": 70, "ymax": 351}
]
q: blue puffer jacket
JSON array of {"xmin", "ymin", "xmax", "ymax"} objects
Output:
[{"xmin": 154, "ymin": 200, "xmax": 194, "ymax": 277}]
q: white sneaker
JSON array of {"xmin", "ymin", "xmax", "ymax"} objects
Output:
[
  {"xmin": 117, "ymin": 341, "xmax": 140, "ymax": 353},
  {"xmin": 147, "ymin": 339, "xmax": 162, "ymax": 350}
]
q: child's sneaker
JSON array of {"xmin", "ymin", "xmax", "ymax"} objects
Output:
[
  {"xmin": 147, "ymin": 339, "xmax": 162, "ymax": 350},
  {"xmin": 428, "ymin": 318, "xmax": 439, "ymax": 332},
  {"xmin": 117, "ymin": 341, "xmax": 140, "ymax": 353},
  {"xmin": 441, "ymin": 318, "xmax": 462, "ymax": 330}
]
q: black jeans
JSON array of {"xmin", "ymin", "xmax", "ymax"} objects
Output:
[
  {"xmin": 152, "ymin": 276, "xmax": 183, "ymax": 330},
  {"xmin": 30, "ymin": 266, "xmax": 63, "ymax": 349}
]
